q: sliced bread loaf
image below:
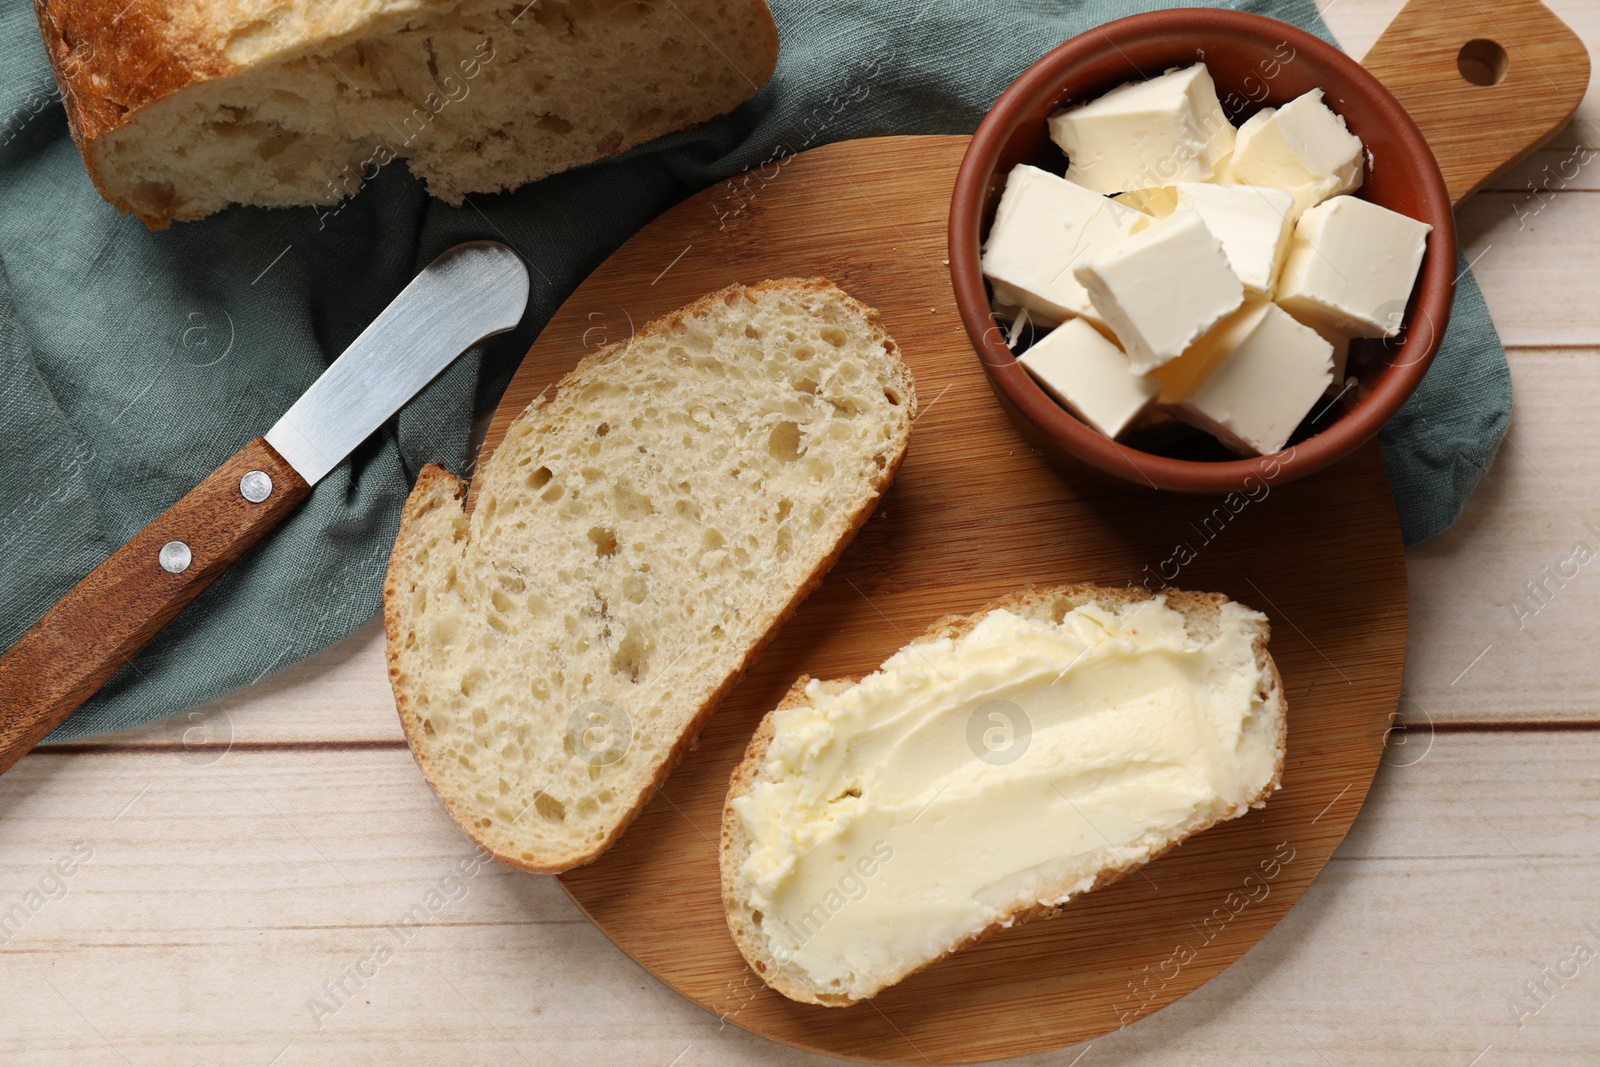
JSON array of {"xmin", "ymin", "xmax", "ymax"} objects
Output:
[
  {"xmin": 35, "ymin": 0, "xmax": 779, "ymax": 227},
  {"xmin": 721, "ymin": 584, "xmax": 1286, "ymax": 1006},
  {"xmin": 385, "ymin": 279, "xmax": 916, "ymax": 873}
]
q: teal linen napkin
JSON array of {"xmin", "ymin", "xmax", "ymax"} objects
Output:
[{"xmin": 0, "ymin": 0, "xmax": 1509, "ymax": 742}]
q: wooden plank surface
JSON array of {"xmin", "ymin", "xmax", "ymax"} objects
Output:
[
  {"xmin": 5, "ymin": 0, "xmax": 1599, "ymax": 1062},
  {"xmin": 1405, "ymin": 343, "xmax": 1600, "ymax": 724},
  {"xmin": 3, "ymin": 732, "xmax": 1597, "ymax": 1065}
]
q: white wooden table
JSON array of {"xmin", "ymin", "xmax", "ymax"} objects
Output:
[{"xmin": 4, "ymin": 3, "xmax": 1598, "ymax": 1063}]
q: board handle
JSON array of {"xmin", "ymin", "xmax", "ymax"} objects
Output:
[
  {"xmin": 1361, "ymin": 0, "xmax": 1591, "ymax": 206},
  {"xmin": 0, "ymin": 437, "xmax": 309, "ymax": 773}
]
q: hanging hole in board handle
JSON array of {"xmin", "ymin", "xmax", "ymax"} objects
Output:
[
  {"xmin": 1458, "ymin": 38, "xmax": 1509, "ymax": 86},
  {"xmin": 1361, "ymin": 0, "xmax": 1586, "ymax": 205}
]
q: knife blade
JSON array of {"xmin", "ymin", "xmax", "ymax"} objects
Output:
[
  {"xmin": 268, "ymin": 240, "xmax": 529, "ymax": 484},
  {"xmin": 0, "ymin": 240, "xmax": 530, "ymax": 775}
]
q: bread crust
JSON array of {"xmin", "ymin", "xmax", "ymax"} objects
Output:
[
  {"xmin": 385, "ymin": 278, "xmax": 917, "ymax": 875},
  {"xmin": 32, "ymin": 0, "xmax": 781, "ymax": 227},
  {"xmin": 33, "ymin": 0, "xmax": 231, "ymax": 227},
  {"xmin": 719, "ymin": 583, "xmax": 1287, "ymax": 1006}
]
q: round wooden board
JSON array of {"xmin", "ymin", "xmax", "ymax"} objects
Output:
[{"xmin": 472, "ymin": 136, "xmax": 1407, "ymax": 1064}]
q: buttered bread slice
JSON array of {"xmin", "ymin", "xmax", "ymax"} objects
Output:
[
  {"xmin": 721, "ymin": 584, "xmax": 1286, "ymax": 1006},
  {"xmin": 385, "ymin": 279, "xmax": 915, "ymax": 873}
]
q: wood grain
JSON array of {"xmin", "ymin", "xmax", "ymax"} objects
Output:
[
  {"xmin": 1403, "ymin": 345, "xmax": 1600, "ymax": 723},
  {"xmin": 1459, "ymin": 190, "xmax": 1600, "ymax": 346},
  {"xmin": 2, "ymin": 731, "xmax": 1597, "ymax": 1066},
  {"xmin": 0, "ymin": 437, "xmax": 309, "ymax": 774},
  {"xmin": 1361, "ymin": 0, "xmax": 1590, "ymax": 205},
  {"xmin": 465, "ymin": 135, "xmax": 1406, "ymax": 1063}
]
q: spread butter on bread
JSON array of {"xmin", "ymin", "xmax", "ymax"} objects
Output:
[
  {"xmin": 721, "ymin": 584, "xmax": 1286, "ymax": 1005},
  {"xmin": 385, "ymin": 279, "xmax": 916, "ymax": 873}
]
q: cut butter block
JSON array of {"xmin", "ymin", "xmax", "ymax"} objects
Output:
[
  {"xmin": 1327, "ymin": 331, "xmax": 1352, "ymax": 387},
  {"xmin": 1075, "ymin": 208, "xmax": 1244, "ymax": 375},
  {"xmin": 1276, "ymin": 195, "xmax": 1431, "ymax": 338},
  {"xmin": 982, "ymin": 164, "xmax": 1144, "ymax": 327},
  {"xmin": 1017, "ymin": 318, "xmax": 1159, "ymax": 438},
  {"xmin": 1150, "ymin": 300, "xmax": 1269, "ymax": 402},
  {"xmin": 1173, "ymin": 182, "xmax": 1295, "ymax": 297},
  {"xmin": 1226, "ymin": 89, "xmax": 1364, "ymax": 217},
  {"xmin": 1048, "ymin": 64, "xmax": 1235, "ymax": 194},
  {"xmin": 1162, "ymin": 302, "xmax": 1333, "ymax": 456},
  {"xmin": 1115, "ymin": 186, "xmax": 1179, "ymax": 217},
  {"xmin": 721, "ymin": 585, "xmax": 1286, "ymax": 1006},
  {"xmin": 1297, "ymin": 323, "xmax": 1353, "ymax": 394}
]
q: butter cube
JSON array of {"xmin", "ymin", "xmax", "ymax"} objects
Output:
[
  {"xmin": 1172, "ymin": 183, "xmax": 1295, "ymax": 298},
  {"xmin": 1327, "ymin": 331, "xmax": 1351, "ymax": 387},
  {"xmin": 1227, "ymin": 89, "xmax": 1364, "ymax": 217},
  {"xmin": 1075, "ymin": 208, "xmax": 1244, "ymax": 375},
  {"xmin": 1017, "ymin": 318, "xmax": 1160, "ymax": 439},
  {"xmin": 1276, "ymin": 195, "xmax": 1431, "ymax": 338},
  {"xmin": 1297, "ymin": 324, "xmax": 1353, "ymax": 394},
  {"xmin": 1048, "ymin": 64, "xmax": 1235, "ymax": 194},
  {"xmin": 1150, "ymin": 300, "xmax": 1264, "ymax": 402},
  {"xmin": 1162, "ymin": 302, "xmax": 1334, "ymax": 456},
  {"xmin": 982, "ymin": 163, "xmax": 1144, "ymax": 328},
  {"xmin": 1115, "ymin": 186, "xmax": 1179, "ymax": 217}
]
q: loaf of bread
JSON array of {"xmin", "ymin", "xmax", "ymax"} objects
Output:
[
  {"xmin": 384, "ymin": 279, "xmax": 916, "ymax": 873},
  {"xmin": 34, "ymin": 0, "xmax": 780, "ymax": 227},
  {"xmin": 721, "ymin": 584, "xmax": 1286, "ymax": 1006}
]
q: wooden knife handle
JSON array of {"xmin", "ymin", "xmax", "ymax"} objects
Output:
[
  {"xmin": 0, "ymin": 436, "xmax": 310, "ymax": 773},
  {"xmin": 1361, "ymin": 0, "xmax": 1590, "ymax": 207}
]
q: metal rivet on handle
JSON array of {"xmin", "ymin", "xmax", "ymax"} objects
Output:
[
  {"xmin": 239, "ymin": 470, "xmax": 273, "ymax": 503},
  {"xmin": 158, "ymin": 541, "xmax": 192, "ymax": 574}
]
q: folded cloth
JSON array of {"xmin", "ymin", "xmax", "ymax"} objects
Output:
[{"xmin": 0, "ymin": 0, "xmax": 1509, "ymax": 742}]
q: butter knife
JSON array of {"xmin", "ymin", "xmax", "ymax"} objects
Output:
[{"xmin": 0, "ymin": 240, "xmax": 529, "ymax": 774}]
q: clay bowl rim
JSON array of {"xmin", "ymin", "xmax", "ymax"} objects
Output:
[{"xmin": 948, "ymin": 8, "xmax": 1459, "ymax": 496}]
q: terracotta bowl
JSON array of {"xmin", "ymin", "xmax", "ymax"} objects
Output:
[{"xmin": 948, "ymin": 9, "xmax": 1458, "ymax": 495}]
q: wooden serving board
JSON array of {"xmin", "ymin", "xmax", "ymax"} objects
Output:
[{"xmin": 470, "ymin": 135, "xmax": 1406, "ymax": 1062}]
